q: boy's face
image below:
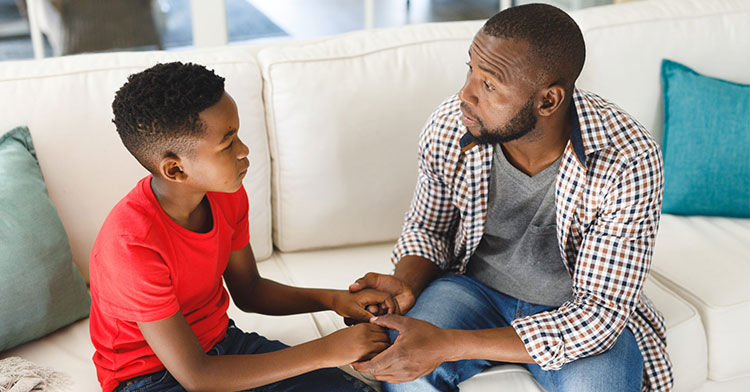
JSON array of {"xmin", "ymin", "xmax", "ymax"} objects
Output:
[{"xmin": 180, "ymin": 92, "xmax": 249, "ymax": 193}]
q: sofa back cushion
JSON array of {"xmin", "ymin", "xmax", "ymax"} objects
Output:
[
  {"xmin": 259, "ymin": 21, "xmax": 482, "ymax": 252},
  {"xmin": 0, "ymin": 47, "xmax": 273, "ymax": 282},
  {"xmin": 572, "ymin": 0, "xmax": 750, "ymax": 145}
]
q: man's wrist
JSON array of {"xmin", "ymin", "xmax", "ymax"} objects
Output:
[
  {"xmin": 442, "ymin": 327, "xmax": 536, "ymax": 364},
  {"xmin": 442, "ymin": 329, "xmax": 472, "ymax": 362},
  {"xmin": 394, "ymin": 256, "xmax": 441, "ymax": 299}
]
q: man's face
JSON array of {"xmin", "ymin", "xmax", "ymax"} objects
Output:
[
  {"xmin": 458, "ymin": 32, "xmax": 538, "ymax": 145},
  {"xmin": 181, "ymin": 92, "xmax": 250, "ymax": 193}
]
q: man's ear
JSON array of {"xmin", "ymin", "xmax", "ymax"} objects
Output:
[
  {"xmin": 537, "ymin": 85, "xmax": 566, "ymax": 117},
  {"xmin": 157, "ymin": 153, "xmax": 187, "ymax": 183}
]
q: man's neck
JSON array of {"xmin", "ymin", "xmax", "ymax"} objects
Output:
[
  {"xmin": 501, "ymin": 114, "xmax": 572, "ymax": 177},
  {"xmin": 150, "ymin": 176, "xmax": 210, "ymax": 231}
]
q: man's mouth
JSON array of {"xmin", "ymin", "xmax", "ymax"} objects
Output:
[{"xmin": 460, "ymin": 104, "xmax": 479, "ymax": 126}]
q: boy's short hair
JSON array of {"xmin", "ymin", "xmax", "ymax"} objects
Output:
[{"xmin": 112, "ymin": 62, "xmax": 226, "ymax": 173}]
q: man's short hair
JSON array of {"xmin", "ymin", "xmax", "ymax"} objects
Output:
[
  {"xmin": 112, "ymin": 62, "xmax": 225, "ymax": 173},
  {"xmin": 483, "ymin": 3, "xmax": 585, "ymax": 95}
]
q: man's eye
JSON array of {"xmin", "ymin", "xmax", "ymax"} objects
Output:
[
  {"xmin": 483, "ymin": 80, "xmax": 494, "ymax": 91},
  {"xmin": 465, "ymin": 62, "xmax": 472, "ymax": 72}
]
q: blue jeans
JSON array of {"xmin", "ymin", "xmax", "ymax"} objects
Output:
[
  {"xmin": 114, "ymin": 320, "xmax": 374, "ymax": 392},
  {"xmin": 383, "ymin": 274, "xmax": 643, "ymax": 392}
]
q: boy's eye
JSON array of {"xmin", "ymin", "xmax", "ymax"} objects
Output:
[{"xmin": 224, "ymin": 141, "xmax": 234, "ymax": 151}]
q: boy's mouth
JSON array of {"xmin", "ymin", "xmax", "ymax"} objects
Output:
[{"xmin": 239, "ymin": 161, "xmax": 250, "ymax": 177}]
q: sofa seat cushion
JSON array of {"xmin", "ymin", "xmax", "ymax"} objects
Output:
[
  {"xmin": 275, "ymin": 242, "xmax": 705, "ymax": 391},
  {"xmin": 652, "ymin": 214, "xmax": 750, "ymax": 381},
  {"xmin": 0, "ymin": 318, "xmax": 98, "ymax": 392},
  {"xmin": 643, "ymin": 276, "xmax": 707, "ymax": 391},
  {"xmin": 0, "ymin": 255, "xmax": 319, "ymax": 392}
]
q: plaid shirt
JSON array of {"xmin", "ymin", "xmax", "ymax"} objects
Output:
[{"xmin": 392, "ymin": 89, "xmax": 673, "ymax": 391}]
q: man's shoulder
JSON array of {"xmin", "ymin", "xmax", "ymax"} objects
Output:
[
  {"xmin": 576, "ymin": 89, "xmax": 660, "ymax": 162},
  {"xmin": 421, "ymin": 94, "xmax": 465, "ymax": 151}
]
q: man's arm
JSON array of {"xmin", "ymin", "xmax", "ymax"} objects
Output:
[
  {"xmin": 138, "ymin": 311, "xmax": 389, "ymax": 391},
  {"xmin": 393, "ymin": 255, "xmax": 441, "ymax": 300},
  {"xmin": 510, "ymin": 148, "xmax": 664, "ymax": 370}
]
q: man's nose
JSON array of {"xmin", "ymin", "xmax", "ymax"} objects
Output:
[{"xmin": 458, "ymin": 76, "xmax": 478, "ymax": 107}]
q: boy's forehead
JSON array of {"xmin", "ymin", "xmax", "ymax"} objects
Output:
[{"xmin": 199, "ymin": 93, "xmax": 239, "ymax": 140}]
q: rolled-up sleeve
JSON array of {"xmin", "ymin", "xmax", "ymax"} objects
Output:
[
  {"xmin": 391, "ymin": 114, "xmax": 459, "ymax": 271},
  {"xmin": 512, "ymin": 147, "xmax": 664, "ymax": 370}
]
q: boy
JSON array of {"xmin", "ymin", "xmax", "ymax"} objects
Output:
[{"xmin": 89, "ymin": 62, "xmax": 393, "ymax": 392}]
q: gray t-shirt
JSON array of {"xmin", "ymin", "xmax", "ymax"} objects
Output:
[{"xmin": 467, "ymin": 146, "xmax": 573, "ymax": 307}]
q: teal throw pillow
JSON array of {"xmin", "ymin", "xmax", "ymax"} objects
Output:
[
  {"xmin": 0, "ymin": 126, "xmax": 91, "ymax": 352},
  {"xmin": 661, "ymin": 59, "xmax": 750, "ymax": 217}
]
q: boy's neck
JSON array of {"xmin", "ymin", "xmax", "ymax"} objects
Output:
[{"xmin": 150, "ymin": 176, "xmax": 212, "ymax": 233}]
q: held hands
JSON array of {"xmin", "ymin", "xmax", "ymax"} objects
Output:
[
  {"xmin": 329, "ymin": 289, "xmax": 400, "ymax": 324},
  {"xmin": 352, "ymin": 314, "xmax": 448, "ymax": 383},
  {"xmin": 349, "ymin": 273, "xmax": 416, "ymax": 316}
]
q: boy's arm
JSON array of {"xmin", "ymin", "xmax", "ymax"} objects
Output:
[
  {"xmin": 223, "ymin": 245, "xmax": 397, "ymax": 320},
  {"xmin": 138, "ymin": 311, "xmax": 388, "ymax": 391}
]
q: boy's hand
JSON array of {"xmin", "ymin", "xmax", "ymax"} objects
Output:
[
  {"xmin": 329, "ymin": 289, "xmax": 400, "ymax": 324},
  {"xmin": 349, "ymin": 273, "xmax": 416, "ymax": 315},
  {"xmin": 320, "ymin": 323, "xmax": 390, "ymax": 367}
]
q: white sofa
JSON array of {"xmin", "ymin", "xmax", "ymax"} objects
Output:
[{"xmin": 1, "ymin": 0, "xmax": 748, "ymax": 391}]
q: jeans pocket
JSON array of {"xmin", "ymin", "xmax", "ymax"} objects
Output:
[
  {"xmin": 150, "ymin": 370, "xmax": 171, "ymax": 385},
  {"xmin": 133, "ymin": 370, "xmax": 172, "ymax": 392}
]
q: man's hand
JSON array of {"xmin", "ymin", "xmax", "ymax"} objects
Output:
[
  {"xmin": 349, "ymin": 273, "xmax": 416, "ymax": 315},
  {"xmin": 329, "ymin": 289, "xmax": 400, "ymax": 324},
  {"xmin": 352, "ymin": 315, "xmax": 450, "ymax": 383}
]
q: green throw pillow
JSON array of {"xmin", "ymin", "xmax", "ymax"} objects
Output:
[
  {"xmin": 661, "ymin": 59, "xmax": 750, "ymax": 217},
  {"xmin": 0, "ymin": 126, "xmax": 91, "ymax": 352}
]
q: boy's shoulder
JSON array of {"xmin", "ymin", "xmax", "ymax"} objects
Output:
[{"xmin": 96, "ymin": 176, "xmax": 161, "ymax": 247}]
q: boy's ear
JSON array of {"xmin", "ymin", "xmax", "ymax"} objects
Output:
[{"xmin": 157, "ymin": 154, "xmax": 188, "ymax": 183}]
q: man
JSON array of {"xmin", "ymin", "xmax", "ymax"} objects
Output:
[{"xmin": 350, "ymin": 4, "xmax": 672, "ymax": 391}]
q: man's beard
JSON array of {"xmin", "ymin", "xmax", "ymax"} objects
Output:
[{"xmin": 468, "ymin": 97, "xmax": 537, "ymax": 145}]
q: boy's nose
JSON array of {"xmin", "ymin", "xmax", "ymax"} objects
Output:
[{"xmin": 237, "ymin": 139, "xmax": 250, "ymax": 159}]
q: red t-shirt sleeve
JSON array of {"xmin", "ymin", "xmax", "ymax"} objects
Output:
[
  {"xmin": 93, "ymin": 238, "xmax": 180, "ymax": 323},
  {"xmin": 231, "ymin": 186, "xmax": 250, "ymax": 251}
]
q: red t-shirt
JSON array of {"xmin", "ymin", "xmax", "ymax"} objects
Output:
[{"xmin": 88, "ymin": 175, "xmax": 250, "ymax": 392}]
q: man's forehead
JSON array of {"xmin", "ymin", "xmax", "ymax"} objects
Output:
[
  {"xmin": 470, "ymin": 32, "xmax": 528, "ymax": 61},
  {"xmin": 469, "ymin": 31, "xmax": 532, "ymax": 80}
]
